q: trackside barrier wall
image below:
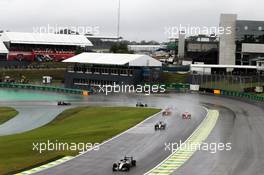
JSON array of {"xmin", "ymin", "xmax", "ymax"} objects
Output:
[
  {"xmin": 0, "ymin": 83, "xmax": 87, "ymax": 95},
  {"xmin": 198, "ymin": 87, "xmax": 264, "ymax": 102},
  {"xmin": 164, "ymin": 83, "xmax": 190, "ymax": 91},
  {"xmin": 143, "ymin": 83, "xmax": 189, "ymax": 91},
  {"xmin": 145, "ymin": 83, "xmax": 263, "ymax": 102},
  {"xmin": 1, "ymin": 83, "xmax": 261, "ymax": 101},
  {"xmin": 220, "ymin": 90, "xmax": 264, "ymax": 102},
  {"xmin": 143, "ymin": 83, "xmax": 190, "ymax": 92}
]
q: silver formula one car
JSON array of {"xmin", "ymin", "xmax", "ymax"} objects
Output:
[
  {"xmin": 112, "ymin": 156, "xmax": 136, "ymax": 172},
  {"xmin": 136, "ymin": 102, "xmax": 148, "ymax": 107},
  {"xmin": 154, "ymin": 121, "xmax": 166, "ymax": 130},
  {"xmin": 57, "ymin": 101, "xmax": 71, "ymax": 106}
]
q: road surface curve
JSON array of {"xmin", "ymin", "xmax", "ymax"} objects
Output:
[
  {"xmin": 1, "ymin": 92, "xmax": 263, "ymax": 175},
  {"xmin": 35, "ymin": 94, "xmax": 264, "ymax": 175}
]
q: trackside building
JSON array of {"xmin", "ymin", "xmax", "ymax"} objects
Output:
[
  {"xmin": 219, "ymin": 14, "xmax": 264, "ymax": 66},
  {"xmin": 63, "ymin": 53, "xmax": 162, "ymax": 90}
]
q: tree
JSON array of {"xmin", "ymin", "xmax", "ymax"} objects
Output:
[
  {"xmin": 110, "ymin": 42, "xmax": 133, "ymax": 54},
  {"xmin": 140, "ymin": 40, "xmax": 147, "ymax": 45}
]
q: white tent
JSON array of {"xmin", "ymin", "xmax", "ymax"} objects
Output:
[
  {"xmin": 0, "ymin": 40, "xmax": 8, "ymax": 54},
  {"xmin": 63, "ymin": 53, "xmax": 162, "ymax": 67},
  {"xmin": 1, "ymin": 32, "xmax": 93, "ymax": 46}
]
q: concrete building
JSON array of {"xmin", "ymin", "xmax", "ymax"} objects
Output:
[
  {"xmin": 186, "ymin": 35, "xmax": 219, "ymax": 64},
  {"xmin": 219, "ymin": 14, "xmax": 264, "ymax": 66},
  {"xmin": 219, "ymin": 14, "xmax": 237, "ymax": 66},
  {"xmin": 178, "ymin": 32, "xmax": 186, "ymax": 59},
  {"xmin": 63, "ymin": 53, "xmax": 162, "ymax": 90},
  {"xmin": 236, "ymin": 20, "xmax": 264, "ymax": 65},
  {"xmin": 172, "ymin": 34, "xmax": 219, "ymax": 65}
]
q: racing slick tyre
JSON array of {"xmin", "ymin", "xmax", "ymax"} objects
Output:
[
  {"xmin": 132, "ymin": 160, "xmax": 136, "ymax": 166},
  {"xmin": 112, "ymin": 163, "xmax": 117, "ymax": 171},
  {"xmin": 122, "ymin": 164, "xmax": 130, "ymax": 171}
]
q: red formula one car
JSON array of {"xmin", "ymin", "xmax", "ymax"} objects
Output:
[
  {"xmin": 182, "ymin": 112, "xmax": 191, "ymax": 120},
  {"xmin": 162, "ymin": 108, "xmax": 172, "ymax": 116}
]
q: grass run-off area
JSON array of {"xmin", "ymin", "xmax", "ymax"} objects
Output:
[
  {"xmin": 161, "ymin": 72, "xmax": 189, "ymax": 84},
  {"xmin": 0, "ymin": 69, "xmax": 65, "ymax": 85},
  {"xmin": 201, "ymin": 81, "xmax": 264, "ymax": 92},
  {"xmin": 0, "ymin": 107, "xmax": 18, "ymax": 125},
  {"xmin": 0, "ymin": 106, "xmax": 160, "ymax": 175}
]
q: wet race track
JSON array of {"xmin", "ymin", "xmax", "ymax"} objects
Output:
[{"xmin": 0, "ymin": 90, "xmax": 264, "ymax": 175}]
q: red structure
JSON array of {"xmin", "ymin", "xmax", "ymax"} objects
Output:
[
  {"xmin": 1, "ymin": 32, "xmax": 93, "ymax": 62},
  {"xmin": 8, "ymin": 45, "xmax": 77, "ymax": 61}
]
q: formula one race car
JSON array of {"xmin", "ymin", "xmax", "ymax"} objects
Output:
[
  {"xmin": 57, "ymin": 101, "xmax": 71, "ymax": 106},
  {"xmin": 136, "ymin": 102, "xmax": 148, "ymax": 107},
  {"xmin": 154, "ymin": 121, "xmax": 166, "ymax": 130},
  {"xmin": 162, "ymin": 108, "xmax": 172, "ymax": 116},
  {"xmin": 182, "ymin": 112, "xmax": 191, "ymax": 119},
  {"xmin": 112, "ymin": 156, "xmax": 136, "ymax": 172}
]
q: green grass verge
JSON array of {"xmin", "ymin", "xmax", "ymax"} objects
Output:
[
  {"xmin": 0, "ymin": 107, "xmax": 18, "ymax": 125},
  {"xmin": 201, "ymin": 81, "xmax": 264, "ymax": 92},
  {"xmin": 162, "ymin": 72, "xmax": 189, "ymax": 83},
  {"xmin": 0, "ymin": 106, "xmax": 160, "ymax": 175},
  {"xmin": 0, "ymin": 69, "xmax": 65, "ymax": 83}
]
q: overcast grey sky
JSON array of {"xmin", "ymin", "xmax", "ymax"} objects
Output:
[{"xmin": 0, "ymin": 0, "xmax": 263, "ymax": 42}]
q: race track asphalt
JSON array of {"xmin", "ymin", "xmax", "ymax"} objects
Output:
[
  {"xmin": 173, "ymin": 94, "xmax": 264, "ymax": 175},
  {"xmin": 1, "ymin": 92, "xmax": 264, "ymax": 175},
  {"xmin": 34, "ymin": 93, "xmax": 207, "ymax": 175},
  {"xmin": 0, "ymin": 101, "xmax": 72, "ymax": 136}
]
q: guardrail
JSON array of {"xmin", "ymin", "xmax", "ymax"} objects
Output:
[{"xmin": 0, "ymin": 83, "xmax": 87, "ymax": 95}]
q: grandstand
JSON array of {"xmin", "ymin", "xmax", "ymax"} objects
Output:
[{"xmin": 0, "ymin": 32, "xmax": 93, "ymax": 62}]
